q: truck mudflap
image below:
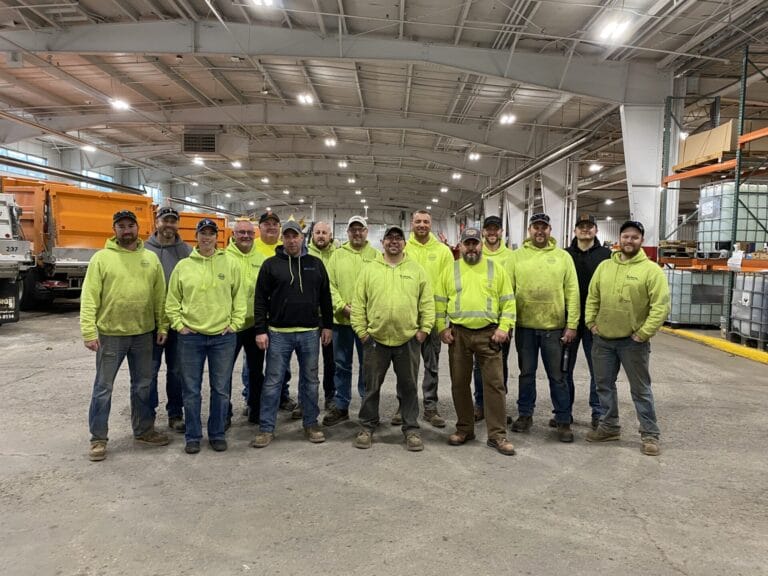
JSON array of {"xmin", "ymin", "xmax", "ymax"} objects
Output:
[{"xmin": 0, "ymin": 278, "xmax": 20, "ymax": 324}]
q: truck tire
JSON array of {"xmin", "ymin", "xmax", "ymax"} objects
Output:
[{"xmin": 20, "ymin": 269, "xmax": 53, "ymax": 310}]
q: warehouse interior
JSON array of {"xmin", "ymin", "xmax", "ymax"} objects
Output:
[{"xmin": 1, "ymin": 1, "xmax": 768, "ymax": 575}]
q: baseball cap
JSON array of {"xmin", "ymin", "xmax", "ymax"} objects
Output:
[
  {"xmin": 483, "ymin": 215, "xmax": 503, "ymax": 228},
  {"xmin": 575, "ymin": 213, "xmax": 596, "ymax": 226},
  {"xmin": 113, "ymin": 209, "xmax": 137, "ymax": 224},
  {"xmin": 157, "ymin": 206, "xmax": 179, "ymax": 220},
  {"xmin": 529, "ymin": 212, "xmax": 550, "ymax": 225},
  {"xmin": 196, "ymin": 218, "xmax": 219, "ymax": 233},
  {"xmin": 259, "ymin": 211, "xmax": 280, "ymax": 224},
  {"xmin": 619, "ymin": 220, "xmax": 645, "ymax": 235},
  {"xmin": 460, "ymin": 228, "xmax": 482, "ymax": 243},
  {"xmin": 281, "ymin": 220, "xmax": 303, "ymax": 235},
  {"xmin": 347, "ymin": 215, "xmax": 367, "ymax": 228},
  {"xmin": 383, "ymin": 225, "xmax": 405, "ymax": 238}
]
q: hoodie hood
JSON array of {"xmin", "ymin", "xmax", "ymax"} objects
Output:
[
  {"xmin": 522, "ymin": 236, "xmax": 557, "ymax": 251},
  {"xmin": 104, "ymin": 236, "xmax": 145, "ymax": 252},
  {"xmin": 275, "ymin": 243, "xmax": 309, "ymax": 293},
  {"xmin": 569, "ymin": 236, "xmax": 603, "ymax": 252},
  {"xmin": 146, "ymin": 232, "xmax": 186, "ymax": 250}
]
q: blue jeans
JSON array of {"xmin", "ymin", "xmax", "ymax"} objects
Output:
[
  {"xmin": 564, "ymin": 323, "xmax": 602, "ymax": 418},
  {"xmin": 177, "ymin": 331, "xmax": 237, "ymax": 443},
  {"xmin": 259, "ymin": 329, "xmax": 321, "ymax": 432},
  {"xmin": 150, "ymin": 329, "xmax": 184, "ymax": 419},
  {"xmin": 472, "ymin": 339, "xmax": 510, "ymax": 408},
  {"xmin": 591, "ymin": 335, "xmax": 660, "ymax": 438},
  {"xmin": 240, "ymin": 350, "xmax": 291, "ymax": 403},
  {"xmin": 88, "ymin": 332, "xmax": 155, "ymax": 442},
  {"xmin": 331, "ymin": 324, "xmax": 365, "ymax": 411},
  {"xmin": 515, "ymin": 327, "xmax": 572, "ymax": 423}
]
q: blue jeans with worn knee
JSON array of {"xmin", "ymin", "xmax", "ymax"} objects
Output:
[
  {"xmin": 89, "ymin": 332, "xmax": 155, "ymax": 442},
  {"xmin": 150, "ymin": 329, "xmax": 184, "ymax": 419},
  {"xmin": 564, "ymin": 323, "xmax": 602, "ymax": 418},
  {"xmin": 331, "ymin": 324, "xmax": 365, "ymax": 411},
  {"xmin": 591, "ymin": 334, "xmax": 659, "ymax": 438},
  {"xmin": 515, "ymin": 327, "xmax": 572, "ymax": 424},
  {"xmin": 259, "ymin": 329, "xmax": 320, "ymax": 432},
  {"xmin": 177, "ymin": 331, "xmax": 237, "ymax": 443}
]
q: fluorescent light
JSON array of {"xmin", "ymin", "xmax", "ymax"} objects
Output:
[
  {"xmin": 81, "ymin": 144, "xmax": 97, "ymax": 153},
  {"xmin": 440, "ymin": 186, "xmax": 448, "ymax": 193},
  {"xmin": 324, "ymin": 138, "xmax": 337, "ymax": 147},
  {"xmin": 225, "ymin": 193, "xmax": 232, "ymax": 198},
  {"xmin": 499, "ymin": 114, "xmax": 516, "ymax": 125},
  {"xmin": 248, "ymin": 201, "xmax": 255, "ymax": 206},
  {"xmin": 216, "ymin": 204, "xmax": 224, "ymax": 209},
  {"xmin": 260, "ymin": 177, "xmax": 269, "ymax": 183},
  {"xmin": 606, "ymin": 216, "xmax": 613, "ymax": 221},
  {"xmin": 600, "ymin": 20, "xmax": 631, "ymax": 42},
  {"xmin": 451, "ymin": 172, "xmax": 461, "ymax": 180},
  {"xmin": 431, "ymin": 198, "xmax": 438, "ymax": 203},
  {"xmin": 468, "ymin": 152, "xmax": 480, "ymax": 161},
  {"xmin": 251, "ymin": 0, "xmax": 274, "ymax": 6},
  {"xmin": 298, "ymin": 198, "xmax": 305, "ymax": 203},
  {"xmin": 110, "ymin": 99, "xmax": 130, "ymax": 110},
  {"xmin": 282, "ymin": 189, "xmax": 290, "ymax": 195},
  {"xmin": 297, "ymin": 93, "xmax": 314, "ymax": 105},
  {"xmin": 231, "ymin": 160, "xmax": 242, "ymax": 168},
  {"xmin": 185, "ymin": 196, "xmax": 193, "ymax": 201},
  {"xmin": 338, "ymin": 160, "xmax": 348, "ymax": 168},
  {"xmin": 193, "ymin": 157, "xmax": 204, "ymax": 165},
  {"xmin": 589, "ymin": 163, "xmax": 603, "ymax": 172},
  {"xmin": 604, "ymin": 198, "xmax": 614, "ymax": 205},
  {"xmin": 360, "ymin": 199, "xmax": 366, "ymax": 203},
  {"xmin": 680, "ymin": 131, "xmax": 689, "ymax": 141},
  {"xmin": 426, "ymin": 205, "xmax": 432, "ymax": 210},
  {"xmin": 355, "ymin": 189, "xmax": 362, "ymax": 195},
  {"xmin": 348, "ymin": 177, "xmax": 356, "ymax": 184},
  {"xmin": 191, "ymin": 182, "xmax": 199, "ymax": 187},
  {"xmin": 266, "ymin": 206, "xmax": 271, "ymax": 210}
]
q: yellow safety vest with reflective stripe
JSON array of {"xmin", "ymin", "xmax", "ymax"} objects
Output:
[{"xmin": 434, "ymin": 257, "xmax": 516, "ymax": 333}]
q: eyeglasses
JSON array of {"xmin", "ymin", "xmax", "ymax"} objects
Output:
[{"xmin": 235, "ymin": 231, "xmax": 255, "ymax": 236}]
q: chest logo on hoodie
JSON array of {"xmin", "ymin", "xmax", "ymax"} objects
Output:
[
  {"xmin": 140, "ymin": 260, "xmax": 150, "ymax": 268},
  {"xmin": 218, "ymin": 273, "xmax": 225, "ymax": 280}
]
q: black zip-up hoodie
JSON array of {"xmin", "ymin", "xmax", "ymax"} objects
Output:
[
  {"xmin": 253, "ymin": 244, "xmax": 333, "ymax": 334},
  {"xmin": 566, "ymin": 236, "xmax": 612, "ymax": 322}
]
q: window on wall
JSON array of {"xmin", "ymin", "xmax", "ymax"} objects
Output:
[
  {"xmin": 81, "ymin": 170, "xmax": 114, "ymax": 192},
  {"xmin": 0, "ymin": 147, "xmax": 48, "ymax": 178},
  {"xmin": 143, "ymin": 185, "xmax": 163, "ymax": 203}
]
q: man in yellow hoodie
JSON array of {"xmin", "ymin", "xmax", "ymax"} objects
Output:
[
  {"xmin": 585, "ymin": 220, "xmax": 670, "ymax": 456},
  {"xmin": 351, "ymin": 225, "xmax": 435, "ymax": 452},
  {"xmin": 508, "ymin": 213, "xmax": 579, "ymax": 443},
  {"xmin": 166, "ymin": 218, "xmax": 246, "ymax": 455},
  {"xmin": 322, "ymin": 216, "xmax": 379, "ymax": 427},
  {"xmin": 403, "ymin": 209, "xmax": 453, "ymax": 428},
  {"xmin": 225, "ymin": 218, "xmax": 265, "ymax": 424},
  {"xmin": 81, "ymin": 210, "xmax": 170, "ymax": 462}
]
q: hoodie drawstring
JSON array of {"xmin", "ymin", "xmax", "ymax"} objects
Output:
[{"xmin": 288, "ymin": 254, "xmax": 304, "ymax": 293}]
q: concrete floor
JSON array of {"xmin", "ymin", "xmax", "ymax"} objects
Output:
[{"xmin": 1, "ymin": 306, "xmax": 767, "ymax": 576}]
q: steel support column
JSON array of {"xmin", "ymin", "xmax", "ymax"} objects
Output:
[
  {"xmin": 540, "ymin": 159, "xmax": 568, "ymax": 246},
  {"xmin": 504, "ymin": 181, "xmax": 527, "ymax": 249}
]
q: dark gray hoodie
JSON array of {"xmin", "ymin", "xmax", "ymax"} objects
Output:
[{"xmin": 145, "ymin": 233, "xmax": 193, "ymax": 284}]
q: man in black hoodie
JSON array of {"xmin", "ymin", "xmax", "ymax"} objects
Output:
[
  {"xmin": 250, "ymin": 221, "xmax": 333, "ymax": 448},
  {"xmin": 563, "ymin": 214, "xmax": 611, "ymax": 430},
  {"xmin": 145, "ymin": 206, "xmax": 192, "ymax": 432}
]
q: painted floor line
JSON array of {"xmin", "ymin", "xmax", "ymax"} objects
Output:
[{"xmin": 660, "ymin": 327, "xmax": 768, "ymax": 365}]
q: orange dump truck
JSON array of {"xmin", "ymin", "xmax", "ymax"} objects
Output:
[
  {"xmin": 177, "ymin": 211, "xmax": 230, "ymax": 249},
  {"xmin": 1, "ymin": 177, "xmax": 153, "ymax": 309}
]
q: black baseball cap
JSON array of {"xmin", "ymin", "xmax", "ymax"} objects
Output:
[
  {"xmin": 529, "ymin": 212, "xmax": 550, "ymax": 225},
  {"xmin": 384, "ymin": 225, "xmax": 405, "ymax": 238},
  {"xmin": 483, "ymin": 215, "xmax": 503, "ymax": 229},
  {"xmin": 620, "ymin": 220, "xmax": 645, "ymax": 235},
  {"xmin": 196, "ymin": 218, "xmax": 219, "ymax": 233},
  {"xmin": 157, "ymin": 206, "xmax": 179, "ymax": 220},
  {"xmin": 113, "ymin": 209, "xmax": 137, "ymax": 224},
  {"xmin": 259, "ymin": 211, "xmax": 280, "ymax": 224},
  {"xmin": 575, "ymin": 213, "xmax": 596, "ymax": 226}
]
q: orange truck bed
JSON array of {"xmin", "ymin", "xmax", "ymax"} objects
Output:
[{"xmin": 176, "ymin": 211, "xmax": 230, "ymax": 249}]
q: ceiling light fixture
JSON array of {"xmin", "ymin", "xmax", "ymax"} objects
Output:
[
  {"xmin": 191, "ymin": 182, "xmax": 199, "ymax": 187},
  {"xmin": 348, "ymin": 177, "xmax": 356, "ymax": 184},
  {"xmin": 297, "ymin": 93, "xmax": 314, "ymax": 105},
  {"xmin": 110, "ymin": 98, "xmax": 130, "ymax": 111},
  {"xmin": 231, "ymin": 160, "xmax": 242, "ymax": 168},
  {"xmin": 338, "ymin": 160, "xmax": 348, "ymax": 168},
  {"xmin": 426, "ymin": 205, "xmax": 432, "ymax": 211},
  {"xmin": 225, "ymin": 193, "xmax": 232, "ymax": 198},
  {"xmin": 605, "ymin": 198, "xmax": 614, "ymax": 205},
  {"xmin": 606, "ymin": 216, "xmax": 613, "ymax": 221},
  {"xmin": 499, "ymin": 114, "xmax": 516, "ymax": 125},
  {"xmin": 440, "ymin": 186, "xmax": 448, "ymax": 193},
  {"xmin": 81, "ymin": 144, "xmax": 97, "ymax": 153},
  {"xmin": 468, "ymin": 152, "xmax": 481, "ymax": 161},
  {"xmin": 355, "ymin": 189, "xmax": 362, "ymax": 195},
  {"xmin": 185, "ymin": 196, "xmax": 193, "ymax": 201},
  {"xmin": 431, "ymin": 198, "xmax": 438, "ymax": 203},
  {"xmin": 299, "ymin": 198, "xmax": 305, "ymax": 203},
  {"xmin": 451, "ymin": 172, "xmax": 461, "ymax": 180},
  {"xmin": 324, "ymin": 137, "xmax": 337, "ymax": 147},
  {"xmin": 266, "ymin": 206, "xmax": 271, "ymax": 211},
  {"xmin": 360, "ymin": 198, "xmax": 366, "ymax": 203},
  {"xmin": 600, "ymin": 19, "xmax": 631, "ymax": 42},
  {"xmin": 680, "ymin": 131, "xmax": 689, "ymax": 141},
  {"xmin": 282, "ymin": 189, "xmax": 290, "ymax": 195},
  {"xmin": 251, "ymin": 0, "xmax": 274, "ymax": 7},
  {"xmin": 248, "ymin": 201, "xmax": 255, "ymax": 206},
  {"xmin": 193, "ymin": 157, "xmax": 204, "ymax": 166},
  {"xmin": 260, "ymin": 177, "xmax": 269, "ymax": 184},
  {"xmin": 589, "ymin": 163, "xmax": 603, "ymax": 172}
]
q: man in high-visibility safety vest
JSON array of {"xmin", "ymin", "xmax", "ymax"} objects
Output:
[{"xmin": 435, "ymin": 228, "xmax": 517, "ymax": 456}]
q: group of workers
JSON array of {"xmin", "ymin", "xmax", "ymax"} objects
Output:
[{"xmin": 80, "ymin": 205, "xmax": 670, "ymax": 462}]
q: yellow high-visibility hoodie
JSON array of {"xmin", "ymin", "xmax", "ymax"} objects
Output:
[
  {"xmin": 225, "ymin": 240, "xmax": 266, "ymax": 329},
  {"xmin": 434, "ymin": 257, "xmax": 516, "ymax": 333},
  {"xmin": 483, "ymin": 242, "xmax": 514, "ymax": 274},
  {"xmin": 585, "ymin": 249, "xmax": 670, "ymax": 341},
  {"xmin": 405, "ymin": 232, "xmax": 454, "ymax": 288},
  {"xmin": 253, "ymin": 237, "xmax": 281, "ymax": 258},
  {"xmin": 509, "ymin": 237, "xmax": 580, "ymax": 330},
  {"xmin": 326, "ymin": 240, "xmax": 379, "ymax": 325},
  {"xmin": 351, "ymin": 253, "xmax": 435, "ymax": 346},
  {"xmin": 166, "ymin": 248, "xmax": 246, "ymax": 335},
  {"xmin": 80, "ymin": 237, "xmax": 166, "ymax": 341},
  {"xmin": 308, "ymin": 240, "xmax": 336, "ymax": 267}
]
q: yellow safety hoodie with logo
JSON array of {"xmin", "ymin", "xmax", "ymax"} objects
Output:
[
  {"xmin": 351, "ymin": 253, "xmax": 435, "ymax": 346},
  {"xmin": 434, "ymin": 257, "xmax": 516, "ymax": 333},
  {"xmin": 253, "ymin": 237, "xmax": 281, "ymax": 258},
  {"xmin": 405, "ymin": 232, "xmax": 454, "ymax": 288},
  {"xmin": 165, "ymin": 248, "xmax": 246, "ymax": 335},
  {"xmin": 225, "ymin": 240, "xmax": 265, "ymax": 329},
  {"xmin": 509, "ymin": 237, "xmax": 580, "ymax": 330},
  {"xmin": 308, "ymin": 240, "xmax": 336, "ymax": 267},
  {"xmin": 483, "ymin": 242, "xmax": 514, "ymax": 274},
  {"xmin": 80, "ymin": 237, "xmax": 167, "ymax": 341},
  {"xmin": 585, "ymin": 249, "xmax": 670, "ymax": 341},
  {"xmin": 326, "ymin": 240, "xmax": 379, "ymax": 325}
]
